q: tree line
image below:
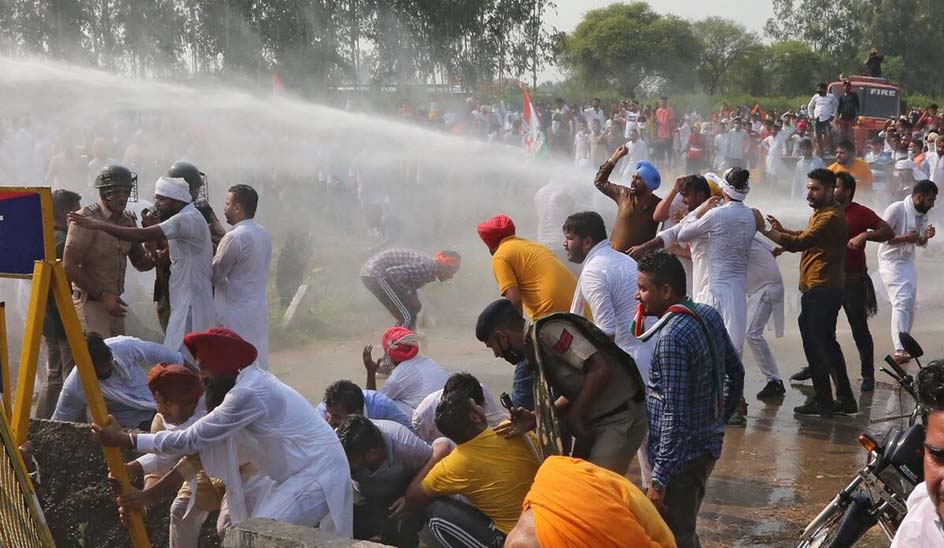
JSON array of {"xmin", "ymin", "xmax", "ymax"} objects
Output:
[
  {"xmin": 0, "ymin": 0, "xmax": 556, "ymax": 92},
  {"xmin": 557, "ymin": 1, "xmax": 944, "ymax": 99}
]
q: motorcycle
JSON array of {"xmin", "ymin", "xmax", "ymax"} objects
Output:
[{"xmin": 797, "ymin": 333, "xmax": 927, "ymax": 548}]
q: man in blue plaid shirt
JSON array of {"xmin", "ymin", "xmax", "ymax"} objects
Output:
[{"xmin": 634, "ymin": 252, "xmax": 744, "ymax": 548}]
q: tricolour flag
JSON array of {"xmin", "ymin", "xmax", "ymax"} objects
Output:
[{"xmin": 521, "ymin": 85, "xmax": 546, "ymax": 157}]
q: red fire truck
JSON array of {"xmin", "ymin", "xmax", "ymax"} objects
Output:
[{"xmin": 828, "ymin": 76, "xmax": 904, "ymax": 153}]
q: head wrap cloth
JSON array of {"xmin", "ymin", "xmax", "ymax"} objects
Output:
[
  {"xmin": 477, "ymin": 215, "xmax": 516, "ymax": 250},
  {"xmin": 147, "ymin": 363, "xmax": 204, "ymax": 405},
  {"xmin": 155, "ymin": 176, "xmax": 192, "ymax": 203},
  {"xmin": 382, "ymin": 326, "xmax": 419, "ymax": 363},
  {"xmin": 183, "ymin": 327, "xmax": 258, "ymax": 375}
]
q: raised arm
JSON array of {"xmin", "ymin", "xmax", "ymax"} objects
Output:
[
  {"xmin": 593, "ymin": 146, "xmax": 629, "ymax": 201},
  {"xmin": 67, "ymin": 212, "xmax": 165, "ymax": 243}
]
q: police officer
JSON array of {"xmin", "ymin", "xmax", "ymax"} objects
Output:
[
  {"xmin": 63, "ymin": 164, "xmax": 154, "ymax": 336},
  {"xmin": 142, "ymin": 161, "xmax": 225, "ymax": 332}
]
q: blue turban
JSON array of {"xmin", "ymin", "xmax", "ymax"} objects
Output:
[{"xmin": 634, "ymin": 161, "xmax": 661, "ymax": 191}]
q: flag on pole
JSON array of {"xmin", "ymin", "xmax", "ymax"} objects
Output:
[{"xmin": 521, "ymin": 84, "xmax": 546, "ymax": 157}]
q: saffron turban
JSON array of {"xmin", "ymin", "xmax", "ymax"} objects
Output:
[
  {"xmin": 147, "ymin": 363, "xmax": 204, "ymax": 405},
  {"xmin": 154, "ymin": 176, "xmax": 192, "ymax": 203},
  {"xmin": 435, "ymin": 251, "xmax": 460, "ymax": 268},
  {"xmin": 382, "ymin": 326, "xmax": 419, "ymax": 363},
  {"xmin": 477, "ymin": 215, "xmax": 516, "ymax": 250},
  {"xmin": 183, "ymin": 328, "xmax": 257, "ymax": 375},
  {"xmin": 523, "ymin": 457, "xmax": 676, "ymax": 548}
]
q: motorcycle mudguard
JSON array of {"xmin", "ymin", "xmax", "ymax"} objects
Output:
[
  {"xmin": 887, "ymin": 424, "xmax": 925, "ymax": 485},
  {"xmin": 832, "ymin": 493, "xmax": 877, "ymax": 547}
]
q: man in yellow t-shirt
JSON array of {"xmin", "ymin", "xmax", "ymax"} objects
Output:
[
  {"xmin": 829, "ymin": 140, "xmax": 874, "ymax": 187},
  {"xmin": 389, "ymin": 392, "xmax": 541, "ymax": 546},
  {"xmin": 477, "ymin": 214, "xmax": 577, "ymax": 320}
]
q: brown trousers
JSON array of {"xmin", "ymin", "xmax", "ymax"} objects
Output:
[
  {"xmin": 34, "ymin": 334, "xmax": 74, "ymax": 419},
  {"xmin": 662, "ymin": 454, "xmax": 717, "ymax": 548}
]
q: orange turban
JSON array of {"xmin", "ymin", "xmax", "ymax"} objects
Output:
[
  {"xmin": 147, "ymin": 363, "xmax": 204, "ymax": 405},
  {"xmin": 523, "ymin": 457, "xmax": 676, "ymax": 548},
  {"xmin": 382, "ymin": 326, "xmax": 419, "ymax": 363},
  {"xmin": 183, "ymin": 328, "xmax": 257, "ymax": 375},
  {"xmin": 477, "ymin": 215, "xmax": 516, "ymax": 250},
  {"xmin": 435, "ymin": 251, "xmax": 460, "ymax": 268}
]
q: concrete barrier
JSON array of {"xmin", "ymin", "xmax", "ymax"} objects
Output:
[{"xmin": 223, "ymin": 519, "xmax": 389, "ymax": 548}]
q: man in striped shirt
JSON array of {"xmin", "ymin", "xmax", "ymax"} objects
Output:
[{"xmin": 360, "ymin": 248, "xmax": 461, "ymax": 329}]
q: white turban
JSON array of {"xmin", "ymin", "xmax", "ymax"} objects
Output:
[
  {"xmin": 720, "ymin": 168, "xmax": 750, "ymax": 201},
  {"xmin": 894, "ymin": 159, "xmax": 929, "ymax": 181},
  {"xmin": 155, "ymin": 176, "xmax": 192, "ymax": 203}
]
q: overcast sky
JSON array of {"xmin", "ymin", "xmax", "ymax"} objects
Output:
[{"xmin": 541, "ymin": 0, "xmax": 774, "ymax": 81}]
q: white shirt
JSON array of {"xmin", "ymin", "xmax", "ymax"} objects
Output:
[
  {"xmin": 725, "ymin": 129, "xmax": 749, "ymax": 160},
  {"xmin": 879, "ymin": 198, "xmax": 930, "ymax": 263},
  {"xmin": 583, "ymin": 107, "xmax": 605, "ymax": 126},
  {"xmin": 660, "ymin": 211, "xmax": 708, "ymax": 294},
  {"xmin": 381, "ymin": 355, "xmax": 451, "ymax": 417},
  {"xmin": 136, "ymin": 366, "xmax": 353, "ymax": 537},
  {"xmin": 134, "ymin": 397, "xmax": 208, "ymax": 476},
  {"xmin": 676, "ymin": 201, "xmax": 755, "ymax": 300},
  {"xmin": 411, "ymin": 387, "xmax": 507, "ymax": 444},
  {"xmin": 53, "ymin": 336, "xmax": 182, "ymax": 427},
  {"xmin": 569, "ymin": 240, "xmax": 639, "ymax": 354},
  {"xmin": 158, "ymin": 202, "xmax": 215, "ymax": 352},
  {"xmin": 623, "ymin": 110, "xmax": 641, "ymax": 136},
  {"xmin": 747, "ymin": 235, "xmax": 785, "ymax": 337},
  {"xmin": 534, "ymin": 181, "xmax": 591, "ymax": 251},
  {"xmin": 213, "ymin": 218, "xmax": 273, "ymax": 368},
  {"xmin": 891, "ymin": 482, "xmax": 944, "ymax": 547},
  {"xmin": 925, "ymin": 150, "xmax": 944, "ymax": 185},
  {"xmin": 353, "ymin": 419, "xmax": 431, "ymax": 498},
  {"xmin": 807, "ymin": 93, "xmax": 839, "ymax": 122},
  {"xmin": 620, "ymin": 139, "xmax": 650, "ymax": 179},
  {"xmin": 793, "ymin": 155, "xmax": 826, "ymax": 200}
]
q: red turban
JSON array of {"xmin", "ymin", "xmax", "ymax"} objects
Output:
[
  {"xmin": 183, "ymin": 328, "xmax": 258, "ymax": 375},
  {"xmin": 147, "ymin": 363, "xmax": 204, "ymax": 405},
  {"xmin": 382, "ymin": 326, "xmax": 419, "ymax": 363},
  {"xmin": 477, "ymin": 215, "xmax": 516, "ymax": 250}
]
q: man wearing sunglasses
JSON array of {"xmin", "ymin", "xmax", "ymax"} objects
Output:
[{"xmin": 64, "ymin": 164, "xmax": 154, "ymax": 337}]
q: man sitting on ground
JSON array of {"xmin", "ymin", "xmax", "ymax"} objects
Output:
[
  {"xmin": 316, "ymin": 379, "xmax": 412, "ymax": 429},
  {"xmin": 505, "ymin": 456, "xmax": 676, "ymax": 548},
  {"xmin": 53, "ymin": 333, "xmax": 183, "ymax": 429},
  {"xmin": 93, "ymin": 328, "xmax": 354, "ymax": 537},
  {"xmin": 390, "ymin": 393, "xmax": 541, "ymax": 547},
  {"xmin": 336, "ymin": 415, "xmax": 432, "ymax": 544},
  {"xmin": 363, "ymin": 326, "xmax": 450, "ymax": 416},
  {"xmin": 412, "ymin": 372, "xmax": 506, "ymax": 444}
]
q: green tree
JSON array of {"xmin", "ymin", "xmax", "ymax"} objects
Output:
[
  {"xmin": 765, "ymin": 41, "xmax": 822, "ymax": 97},
  {"xmin": 693, "ymin": 17, "xmax": 758, "ymax": 94},
  {"xmin": 765, "ymin": 0, "xmax": 862, "ymax": 68},
  {"xmin": 557, "ymin": 2, "xmax": 699, "ymax": 97}
]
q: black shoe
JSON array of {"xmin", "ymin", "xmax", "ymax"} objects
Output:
[
  {"xmin": 833, "ymin": 398, "xmax": 859, "ymax": 414},
  {"xmin": 861, "ymin": 377, "xmax": 875, "ymax": 392},
  {"xmin": 790, "ymin": 367, "xmax": 812, "ymax": 382},
  {"xmin": 757, "ymin": 380, "xmax": 786, "ymax": 400},
  {"xmin": 794, "ymin": 400, "xmax": 834, "ymax": 418},
  {"xmin": 726, "ymin": 410, "xmax": 746, "ymax": 426}
]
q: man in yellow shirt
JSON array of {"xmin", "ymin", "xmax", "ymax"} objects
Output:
[
  {"xmin": 477, "ymin": 214, "xmax": 577, "ymax": 320},
  {"xmin": 389, "ymin": 392, "xmax": 541, "ymax": 547},
  {"xmin": 829, "ymin": 140, "xmax": 874, "ymax": 188},
  {"xmin": 506, "ymin": 456, "xmax": 676, "ymax": 548}
]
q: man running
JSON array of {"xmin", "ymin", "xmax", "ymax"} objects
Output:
[
  {"xmin": 360, "ymin": 248, "xmax": 461, "ymax": 329},
  {"xmin": 878, "ymin": 179, "xmax": 938, "ymax": 362}
]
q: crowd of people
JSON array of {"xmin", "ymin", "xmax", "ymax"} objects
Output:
[{"xmin": 7, "ymin": 71, "xmax": 944, "ymax": 548}]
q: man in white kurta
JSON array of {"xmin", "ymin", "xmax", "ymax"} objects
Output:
[
  {"xmin": 53, "ymin": 334, "xmax": 183, "ymax": 428},
  {"xmin": 213, "ymin": 185, "xmax": 272, "ymax": 368},
  {"xmin": 156, "ymin": 179, "xmax": 215, "ymax": 352},
  {"xmin": 411, "ymin": 374, "xmax": 505, "ymax": 443},
  {"xmin": 94, "ymin": 328, "xmax": 353, "ymax": 537},
  {"xmin": 675, "ymin": 168, "xmax": 757, "ymax": 356},
  {"xmin": 878, "ymin": 181, "xmax": 938, "ymax": 359},
  {"xmin": 746, "ymin": 235, "xmax": 786, "ymax": 399}
]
